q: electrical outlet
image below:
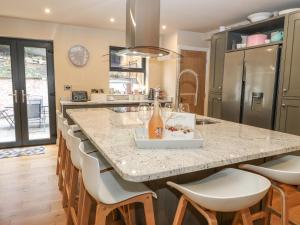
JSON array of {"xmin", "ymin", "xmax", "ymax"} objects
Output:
[{"xmin": 64, "ymin": 85, "xmax": 72, "ymax": 91}]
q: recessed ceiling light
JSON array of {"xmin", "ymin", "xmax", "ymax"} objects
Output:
[
  {"xmin": 110, "ymin": 18, "xmax": 115, "ymax": 23},
  {"xmin": 44, "ymin": 8, "xmax": 51, "ymax": 14},
  {"xmin": 162, "ymin": 25, "xmax": 167, "ymax": 30}
]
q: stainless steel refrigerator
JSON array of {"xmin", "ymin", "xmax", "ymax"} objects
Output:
[{"xmin": 221, "ymin": 45, "xmax": 280, "ymax": 129}]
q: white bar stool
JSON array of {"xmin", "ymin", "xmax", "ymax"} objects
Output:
[
  {"xmin": 62, "ymin": 123, "xmax": 87, "ymax": 207},
  {"xmin": 79, "ymin": 142, "xmax": 157, "ymax": 225},
  {"xmin": 240, "ymin": 155, "xmax": 300, "ymax": 225},
  {"xmin": 167, "ymin": 168, "xmax": 271, "ymax": 225},
  {"xmin": 66, "ymin": 128, "xmax": 113, "ymax": 225}
]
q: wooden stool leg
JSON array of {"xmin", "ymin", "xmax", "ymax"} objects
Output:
[
  {"xmin": 185, "ymin": 196, "xmax": 218, "ymax": 225},
  {"xmin": 63, "ymin": 150, "xmax": 71, "ymax": 208},
  {"xmin": 80, "ymin": 190, "xmax": 93, "ymax": 225},
  {"xmin": 172, "ymin": 196, "xmax": 188, "ymax": 225},
  {"xmin": 240, "ymin": 208, "xmax": 254, "ymax": 225},
  {"xmin": 231, "ymin": 212, "xmax": 241, "ymax": 225},
  {"xmin": 66, "ymin": 165, "xmax": 79, "ymax": 225},
  {"xmin": 77, "ymin": 174, "xmax": 85, "ymax": 225},
  {"xmin": 58, "ymin": 139, "xmax": 66, "ymax": 190},
  {"xmin": 143, "ymin": 194, "xmax": 156, "ymax": 225},
  {"xmin": 94, "ymin": 204, "xmax": 109, "ymax": 225},
  {"xmin": 264, "ymin": 188, "xmax": 273, "ymax": 225},
  {"xmin": 56, "ymin": 132, "xmax": 62, "ymax": 175},
  {"xmin": 128, "ymin": 204, "xmax": 136, "ymax": 225}
]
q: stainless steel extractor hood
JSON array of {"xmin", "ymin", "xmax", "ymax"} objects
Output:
[{"xmin": 118, "ymin": 0, "xmax": 179, "ymax": 58}]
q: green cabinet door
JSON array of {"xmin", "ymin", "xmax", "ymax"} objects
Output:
[
  {"xmin": 208, "ymin": 93, "xmax": 222, "ymax": 119},
  {"xmin": 278, "ymin": 99, "xmax": 300, "ymax": 136},
  {"xmin": 209, "ymin": 32, "xmax": 226, "ymax": 93},
  {"xmin": 282, "ymin": 12, "xmax": 300, "ymax": 98}
]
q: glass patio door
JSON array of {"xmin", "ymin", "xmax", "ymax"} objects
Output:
[
  {"xmin": 0, "ymin": 38, "xmax": 56, "ymax": 148},
  {"xmin": 0, "ymin": 39, "xmax": 22, "ymax": 148}
]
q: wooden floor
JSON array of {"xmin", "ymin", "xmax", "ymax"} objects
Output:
[
  {"xmin": 0, "ymin": 145, "xmax": 66, "ymax": 225},
  {"xmin": 0, "ymin": 145, "xmax": 299, "ymax": 225}
]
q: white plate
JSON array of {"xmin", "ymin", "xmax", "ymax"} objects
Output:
[
  {"xmin": 279, "ymin": 8, "xmax": 300, "ymax": 15},
  {"xmin": 133, "ymin": 128, "xmax": 203, "ymax": 149},
  {"xmin": 247, "ymin": 12, "xmax": 273, "ymax": 22}
]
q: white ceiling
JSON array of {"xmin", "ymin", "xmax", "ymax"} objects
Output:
[{"xmin": 0, "ymin": 0, "xmax": 299, "ymax": 32}]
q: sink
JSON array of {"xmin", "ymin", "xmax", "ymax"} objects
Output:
[{"xmin": 196, "ymin": 118, "xmax": 219, "ymax": 125}]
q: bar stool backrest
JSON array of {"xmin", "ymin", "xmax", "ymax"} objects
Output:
[
  {"xmin": 62, "ymin": 120, "xmax": 69, "ymax": 140},
  {"xmin": 56, "ymin": 111, "xmax": 65, "ymax": 131},
  {"xmin": 79, "ymin": 142, "xmax": 101, "ymax": 201},
  {"xmin": 67, "ymin": 128, "xmax": 82, "ymax": 170}
]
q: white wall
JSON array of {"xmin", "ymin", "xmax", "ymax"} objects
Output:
[
  {"xmin": 160, "ymin": 32, "xmax": 179, "ymax": 100},
  {"xmin": 0, "ymin": 16, "xmax": 162, "ymax": 109}
]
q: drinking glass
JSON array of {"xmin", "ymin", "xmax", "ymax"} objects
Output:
[
  {"xmin": 138, "ymin": 103, "xmax": 151, "ymax": 128},
  {"xmin": 164, "ymin": 103, "xmax": 174, "ymax": 112},
  {"xmin": 178, "ymin": 103, "xmax": 190, "ymax": 113}
]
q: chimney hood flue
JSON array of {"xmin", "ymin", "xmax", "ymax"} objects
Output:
[{"xmin": 118, "ymin": 0, "xmax": 179, "ymax": 58}]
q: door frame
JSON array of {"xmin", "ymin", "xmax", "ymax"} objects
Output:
[
  {"xmin": 0, "ymin": 37, "xmax": 56, "ymax": 148},
  {"xmin": 177, "ymin": 45, "xmax": 210, "ymax": 115}
]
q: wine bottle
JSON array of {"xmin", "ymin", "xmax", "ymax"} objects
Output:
[{"xmin": 148, "ymin": 99, "xmax": 164, "ymax": 139}]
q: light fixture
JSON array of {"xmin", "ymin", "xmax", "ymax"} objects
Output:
[
  {"xmin": 110, "ymin": 18, "xmax": 115, "ymax": 23},
  {"xmin": 158, "ymin": 53, "xmax": 163, "ymax": 57},
  {"xmin": 44, "ymin": 8, "xmax": 51, "ymax": 14},
  {"xmin": 162, "ymin": 25, "xmax": 167, "ymax": 30}
]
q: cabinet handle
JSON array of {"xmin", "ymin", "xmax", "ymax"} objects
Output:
[
  {"xmin": 218, "ymin": 98, "xmax": 222, "ymax": 101},
  {"xmin": 283, "ymin": 88, "xmax": 287, "ymax": 93},
  {"xmin": 218, "ymin": 86, "xmax": 222, "ymax": 90},
  {"xmin": 281, "ymin": 104, "xmax": 286, "ymax": 107}
]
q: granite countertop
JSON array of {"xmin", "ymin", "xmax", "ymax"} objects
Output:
[
  {"xmin": 60, "ymin": 99, "xmax": 172, "ymax": 106},
  {"xmin": 67, "ymin": 108, "xmax": 300, "ymax": 182}
]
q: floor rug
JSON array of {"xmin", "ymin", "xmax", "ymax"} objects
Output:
[{"xmin": 0, "ymin": 146, "xmax": 45, "ymax": 159}]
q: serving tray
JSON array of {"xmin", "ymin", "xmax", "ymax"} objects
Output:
[{"xmin": 133, "ymin": 128, "xmax": 203, "ymax": 149}]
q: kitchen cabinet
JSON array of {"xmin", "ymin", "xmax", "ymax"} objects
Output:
[
  {"xmin": 282, "ymin": 12, "xmax": 300, "ymax": 98},
  {"xmin": 209, "ymin": 32, "xmax": 226, "ymax": 93},
  {"xmin": 208, "ymin": 93, "xmax": 222, "ymax": 119},
  {"xmin": 278, "ymin": 99, "xmax": 300, "ymax": 136}
]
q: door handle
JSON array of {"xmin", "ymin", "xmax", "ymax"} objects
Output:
[
  {"xmin": 283, "ymin": 88, "xmax": 287, "ymax": 93},
  {"xmin": 21, "ymin": 90, "xmax": 29, "ymax": 103},
  {"xmin": 281, "ymin": 103, "xmax": 286, "ymax": 108},
  {"xmin": 9, "ymin": 90, "xmax": 18, "ymax": 103}
]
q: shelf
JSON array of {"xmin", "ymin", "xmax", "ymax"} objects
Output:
[
  {"xmin": 226, "ymin": 41, "xmax": 283, "ymax": 53},
  {"xmin": 229, "ymin": 15, "xmax": 286, "ymax": 33}
]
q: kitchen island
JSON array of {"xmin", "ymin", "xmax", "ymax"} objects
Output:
[
  {"xmin": 61, "ymin": 98, "xmax": 172, "ymax": 118},
  {"xmin": 67, "ymin": 108, "xmax": 300, "ymax": 225}
]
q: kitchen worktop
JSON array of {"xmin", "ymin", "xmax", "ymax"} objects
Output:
[
  {"xmin": 60, "ymin": 99, "xmax": 172, "ymax": 106},
  {"xmin": 67, "ymin": 108, "xmax": 300, "ymax": 182}
]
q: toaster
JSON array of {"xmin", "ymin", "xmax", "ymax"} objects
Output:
[{"xmin": 72, "ymin": 91, "xmax": 88, "ymax": 102}]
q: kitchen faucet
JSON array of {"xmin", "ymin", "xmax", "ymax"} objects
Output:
[{"xmin": 176, "ymin": 69, "xmax": 199, "ymax": 110}]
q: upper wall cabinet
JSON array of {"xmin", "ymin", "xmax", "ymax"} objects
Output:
[
  {"xmin": 282, "ymin": 12, "xmax": 300, "ymax": 98},
  {"xmin": 209, "ymin": 32, "xmax": 226, "ymax": 93}
]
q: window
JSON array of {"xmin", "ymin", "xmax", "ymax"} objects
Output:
[{"xmin": 109, "ymin": 46, "xmax": 146, "ymax": 94}]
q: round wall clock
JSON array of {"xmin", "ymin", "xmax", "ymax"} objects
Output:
[{"xmin": 68, "ymin": 45, "xmax": 89, "ymax": 67}]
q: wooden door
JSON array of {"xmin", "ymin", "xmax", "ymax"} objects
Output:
[
  {"xmin": 282, "ymin": 12, "xmax": 300, "ymax": 98},
  {"xmin": 278, "ymin": 99, "xmax": 300, "ymax": 135},
  {"xmin": 209, "ymin": 32, "xmax": 226, "ymax": 93},
  {"xmin": 179, "ymin": 50, "xmax": 206, "ymax": 115}
]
